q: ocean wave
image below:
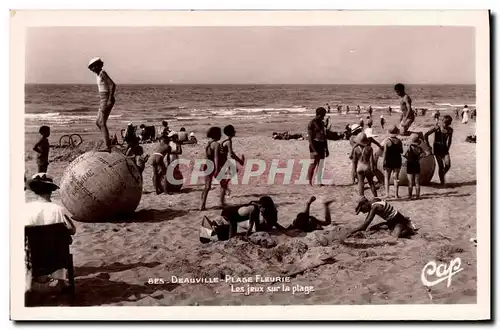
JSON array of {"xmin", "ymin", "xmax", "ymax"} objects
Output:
[{"xmin": 25, "ymin": 113, "xmax": 123, "ymax": 123}]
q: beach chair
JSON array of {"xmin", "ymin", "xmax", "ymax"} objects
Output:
[{"xmin": 25, "ymin": 223, "xmax": 75, "ymax": 299}]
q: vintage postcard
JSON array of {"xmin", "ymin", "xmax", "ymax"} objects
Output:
[{"xmin": 10, "ymin": 10, "xmax": 490, "ymax": 320}]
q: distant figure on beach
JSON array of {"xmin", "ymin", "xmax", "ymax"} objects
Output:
[
  {"xmin": 188, "ymin": 132, "xmax": 198, "ymax": 144},
  {"xmin": 272, "ymin": 132, "xmax": 304, "ymax": 140},
  {"xmin": 326, "ymin": 103, "xmax": 331, "ymax": 113},
  {"xmin": 433, "ymin": 110, "xmax": 441, "ymax": 123},
  {"xmin": 462, "ymin": 105, "xmax": 470, "ymax": 124},
  {"xmin": 346, "ymin": 105, "xmax": 350, "ymax": 114},
  {"xmin": 455, "ymin": 108, "xmax": 460, "ymax": 119},
  {"xmin": 359, "ymin": 117, "xmax": 365, "ymax": 128},
  {"xmin": 357, "ymin": 105, "xmax": 361, "ymax": 115},
  {"xmin": 425, "ymin": 115, "xmax": 453, "ymax": 186},
  {"xmin": 200, "ymin": 127, "xmax": 228, "ymax": 210},
  {"xmin": 24, "ymin": 173, "xmax": 77, "ymax": 291},
  {"xmin": 366, "ymin": 116, "xmax": 373, "ymax": 128},
  {"xmin": 139, "ymin": 124, "xmax": 156, "ymax": 143},
  {"xmin": 151, "ymin": 136, "xmax": 181, "ymax": 195},
  {"xmin": 33, "ymin": 126, "xmax": 50, "ymax": 173},
  {"xmin": 123, "ymin": 123, "xmax": 139, "ymax": 156},
  {"xmin": 368, "ymin": 105, "xmax": 373, "ymax": 117},
  {"xmin": 337, "ymin": 105, "xmax": 342, "ymax": 114},
  {"xmin": 307, "ymin": 107, "xmax": 329, "ymax": 186},
  {"xmin": 471, "ymin": 108, "xmax": 476, "ymax": 120},
  {"xmin": 380, "ymin": 115, "xmax": 385, "ymax": 129},
  {"xmin": 88, "ymin": 57, "xmax": 116, "ymax": 152},
  {"xmin": 288, "ymin": 196, "xmax": 333, "ymax": 233},
  {"xmin": 345, "ymin": 196, "xmax": 417, "ymax": 240},
  {"xmin": 403, "ymin": 133, "xmax": 426, "ymax": 199},
  {"xmin": 388, "ymin": 106, "xmax": 392, "ymax": 116},
  {"xmin": 382, "ymin": 125, "xmax": 403, "ymax": 199},
  {"xmin": 160, "ymin": 120, "xmax": 170, "ymax": 138},
  {"xmin": 178, "ymin": 127, "xmax": 189, "ymax": 143},
  {"xmin": 351, "ymin": 133, "xmax": 378, "ymax": 197},
  {"xmin": 394, "ymin": 83, "xmax": 415, "ymax": 136}
]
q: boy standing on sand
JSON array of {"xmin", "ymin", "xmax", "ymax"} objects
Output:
[
  {"xmin": 404, "ymin": 133, "xmax": 426, "ymax": 199},
  {"xmin": 33, "ymin": 126, "xmax": 51, "ymax": 173},
  {"xmin": 380, "ymin": 115, "xmax": 385, "ymax": 129},
  {"xmin": 307, "ymin": 107, "xmax": 329, "ymax": 186},
  {"xmin": 394, "ymin": 83, "xmax": 415, "ymax": 136},
  {"xmin": 88, "ymin": 57, "xmax": 116, "ymax": 152}
]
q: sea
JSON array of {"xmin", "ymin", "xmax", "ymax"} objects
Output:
[{"xmin": 25, "ymin": 84, "xmax": 475, "ymax": 130}]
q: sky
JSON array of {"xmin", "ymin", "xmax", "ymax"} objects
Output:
[{"xmin": 26, "ymin": 26, "xmax": 475, "ymax": 84}]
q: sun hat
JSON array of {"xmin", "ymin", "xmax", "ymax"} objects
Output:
[
  {"xmin": 190, "ymin": 132, "xmax": 195, "ymax": 137},
  {"xmin": 88, "ymin": 57, "xmax": 103, "ymax": 68},
  {"xmin": 26, "ymin": 173, "xmax": 59, "ymax": 194},
  {"xmin": 355, "ymin": 196, "xmax": 369, "ymax": 215},
  {"xmin": 364, "ymin": 128, "xmax": 377, "ymax": 138},
  {"xmin": 410, "ymin": 133, "xmax": 421, "ymax": 145},
  {"xmin": 350, "ymin": 123, "xmax": 362, "ymax": 133},
  {"xmin": 355, "ymin": 132, "xmax": 370, "ymax": 146},
  {"xmin": 388, "ymin": 124, "xmax": 400, "ymax": 136}
]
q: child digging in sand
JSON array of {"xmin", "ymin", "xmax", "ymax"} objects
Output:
[
  {"xmin": 403, "ymin": 133, "xmax": 426, "ymax": 199},
  {"xmin": 424, "ymin": 115, "xmax": 454, "ymax": 186},
  {"xmin": 33, "ymin": 125, "xmax": 50, "ymax": 173},
  {"xmin": 88, "ymin": 57, "xmax": 116, "ymax": 152},
  {"xmin": 288, "ymin": 196, "xmax": 333, "ymax": 232},
  {"xmin": 351, "ymin": 133, "xmax": 378, "ymax": 197},
  {"xmin": 345, "ymin": 196, "xmax": 417, "ymax": 240},
  {"xmin": 382, "ymin": 125, "xmax": 403, "ymax": 199},
  {"xmin": 200, "ymin": 127, "xmax": 229, "ymax": 211}
]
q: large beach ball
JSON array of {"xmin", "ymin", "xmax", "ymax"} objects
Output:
[
  {"xmin": 376, "ymin": 136, "xmax": 435, "ymax": 186},
  {"xmin": 60, "ymin": 151, "xmax": 143, "ymax": 222}
]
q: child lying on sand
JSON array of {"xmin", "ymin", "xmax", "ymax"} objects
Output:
[
  {"xmin": 345, "ymin": 196, "xmax": 417, "ymax": 240},
  {"xmin": 288, "ymin": 196, "xmax": 333, "ymax": 232}
]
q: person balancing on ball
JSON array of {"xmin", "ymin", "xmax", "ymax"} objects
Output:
[{"xmin": 88, "ymin": 57, "xmax": 116, "ymax": 152}]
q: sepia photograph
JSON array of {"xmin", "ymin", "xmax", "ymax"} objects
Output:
[{"xmin": 10, "ymin": 10, "xmax": 490, "ymax": 320}]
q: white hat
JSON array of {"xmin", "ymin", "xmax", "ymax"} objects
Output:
[
  {"xmin": 88, "ymin": 57, "xmax": 102, "ymax": 68},
  {"xmin": 190, "ymin": 132, "xmax": 195, "ymax": 137},
  {"xmin": 128, "ymin": 122, "xmax": 133, "ymax": 126},
  {"xmin": 364, "ymin": 127, "xmax": 377, "ymax": 138},
  {"xmin": 380, "ymin": 114, "xmax": 384, "ymax": 118},
  {"xmin": 350, "ymin": 124, "xmax": 361, "ymax": 132}
]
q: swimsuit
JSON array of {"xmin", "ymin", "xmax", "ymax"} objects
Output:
[
  {"xmin": 405, "ymin": 144, "xmax": 423, "ymax": 175},
  {"xmin": 308, "ymin": 119, "xmax": 327, "ymax": 158},
  {"xmin": 384, "ymin": 137, "xmax": 403, "ymax": 170},
  {"xmin": 433, "ymin": 126, "xmax": 451, "ymax": 156}
]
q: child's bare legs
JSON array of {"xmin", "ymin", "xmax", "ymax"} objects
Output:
[
  {"xmin": 443, "ymin": 154, "xmax": 451, "ymax": 181},
  {"xmin": 219, "ymin": 179, "xmax": 229, "ymax": 208},
  {"xmin": 304, "ymin": 196, "xmax": 316, "ymax": 215},
  {"xmin": 200, "ymin": 176, "xmax": 212, "ymax": 211},
  {"xmin": 366, "ymin": 173, "xmax": 378, "ymax": 197},
  {"xmin": 323, "ymin": 200, "xmax": 333, "ymax": 226},
  {"xmin": 384, "ymin": 169, "xmax": 392, "ymax": 197},
  {"xmin": 435, "ymin": 154, "xmax": 446, "ymax": 185},
  {"xmin": 393, "ymin": 169, "xmax": 400, "ymax": 198},
  {"xmin": 392, "ymin": 223, "xmax": 404, "ymax": 238},
  {"xmin": 407, "ymin": 174, "xmax": 414, "ymax": 199},
  {"xmin": 414, "ymin": 173, "xmax": 421, "ymax": 199},
  {"xmin": 96, "ymin": 111, "xmax": 112, "ymax": 152},
  {"xmin": 357, "ymin": 172, "xmax": 366, "ymax": 196},
  {"xmin": 307, "ymin": 157, "xmax": 320, "ymax": 186}
]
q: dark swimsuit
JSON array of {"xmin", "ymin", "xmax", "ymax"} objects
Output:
[
  {"xmin": 433, "ymin": 126, "xmax": 451, "ymax": 156},
  {"xmin": 405, "ymin": 144, "xmax": 423, "ymax": 175},
  {"xmin": 384, "ymin": 137, "xmax": 403, "ymax": 169}
]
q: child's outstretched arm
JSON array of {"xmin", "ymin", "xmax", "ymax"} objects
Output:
[
  {"xmin": 227, "ymin": 139, "xmax": 244, "ymax": 165},
  {"xmin": 352, "ymin": 147, "xmax": 359, "ymax": 183},
  {"xmin": 303, "ymin": 196, "xmax": 316, "ymax": 216},
  {"xmin": 371, "ymin": 138, "xmax": 383, "ymax": 150},
  {"xmin": 424, "ymin": 126, "xmax": 437, "ymax": 146},
  {"xmin": 447, "ymin": 128, "xmax": 454, "ymax": 150},
  {"xmin": 346, "ymin": 207, "xmax": 378, "ymax": 237}
]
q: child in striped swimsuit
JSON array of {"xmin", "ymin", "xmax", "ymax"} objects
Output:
[{"xmin": 346, "ymin": 196, "xmax": 417, "ymax": 239}]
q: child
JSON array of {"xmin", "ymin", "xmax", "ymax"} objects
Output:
[
  {"xmin": 128, "ymin": 145, "xmax": 149, "ymax": 175},
  {"xmin": 160, "ymin": 120, "xmax": 170, "ymax": 138},
  {"xmin": 345, "ymin": 196, "xmax": 416, "ymax": 239},
  {"xmin": 424, "ymin": 115, "xmax": 453, "ymax": 186},
  {"xmin": 433, "ymin": 110, "xmax": 441, "ymax": 123},
  {"xmin": 307, "ymin": 107, "xmax": 329, "ymax": 186},
  {"xmin": 200, "ymin": 127, "xmax": 228, "ymax": 211},
  {"xmin": 222, "ymin": 125, "xmax": 245, "ymax": 167},
  {"xmin": 33, "ymin": 126, "xmax": 50, "ymax": 173},
  {"xmin": 88, "ymin": 57, "xmax": 116, "ymax": 152},
  {"xmin": 368, "ymin": 105, "xmax": 373, "ymax": 117},
  {"xmin": 359, "ymin": 117, "xmax": 365, "ymax": 128},
  {"xmin": 288, "ymin": 196, "xmax": 333, "ymax": 232},
  {"xmin": 351, "ymin": 133, "xmax": 378, "ymax": 197},
  {"xmin": 366, "ymin": 116, "xmax": 373, "ymax": 128},
  {"xmin": 178, "ymin": 127, "xmax": 189, "ymax": 143},
  {"xmin": 166, "ymin": 131, "xmax": 184, "ymax": 193},
  {"xmin": 189, "ymin": 132, "xmax": 198, "ymax": 144},
  {"xmin": 380, "ymin": 114, "xmax": 385, "ymax": 129},
  {"xmin": 124, "ymin": 123, "xmax": 139, "ymax": 156},
  {"xmin": 150, "ymin": 136, "xmax": 181, "ymax": 195},
  {"xmin": 394, "ymin": 83, "xmax": 415, "ymax": 136},
  {"xmin": 403, "ymin": 133, "xmax": 425, "ymax": 199},
  {"xmin": 382, "ymin": 125, "xmax": 403, "ymax": 198}
]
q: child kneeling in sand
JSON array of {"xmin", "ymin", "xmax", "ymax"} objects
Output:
[
  {"xmin": 345, "ymin": 196, "xmax": 417, "ymax": 240},
  {"xmin": 288, "ymin": 196, "xmax": 333, "ymax": 232}
]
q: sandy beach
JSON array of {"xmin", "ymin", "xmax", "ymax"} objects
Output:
[{"xmin": 23, "ymin": 111, "xmax": 477, "ymax": 306}]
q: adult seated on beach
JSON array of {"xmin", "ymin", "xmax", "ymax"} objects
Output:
[
  {"xmin": 203, "ymin": 196, "xmax": 285, "ymax": 241},
  {"xmin": 287, "ymin": 196, "xmax": 333, "ymax": 233},
  {"xmin": 178, "ymin": 127, "xmax": 189, "ymax": 144},
  {"xmin": 188, "ymin": 132, "xmax": 198, "ymax": 144},
  {"xmin": 140, "ymin": 124, "xmax": 156, "ymax": 143},
  {"xmin": 24, "ymin": 173, "xmax": 76, "ymax": 292}
]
